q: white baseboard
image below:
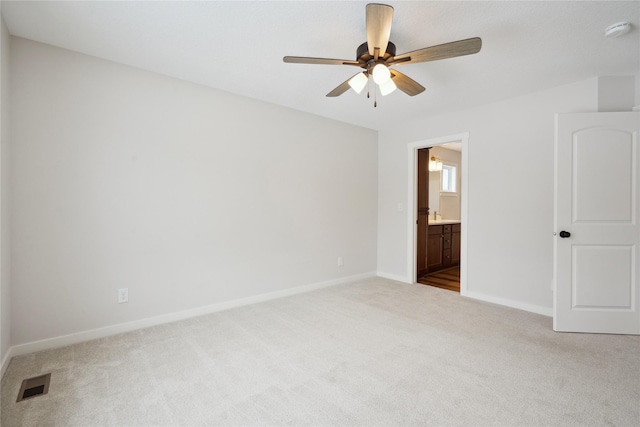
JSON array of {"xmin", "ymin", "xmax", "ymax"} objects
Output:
[
  {"xmin": 376, "ymin": 271, "xmax": 411, "ymax": 284},
  {"xmin": 1, "ymin": 346, "xmax": 14, "ymax": 380},
  {"xmin": 2, "ymin": 272, "xmax": 553, "ymax": 379},
  {"xmin": 462, "ymin": 290, "xmax": 553, "ymax": 317},
  {"xmin": 377, "ymin": 272, "xmax": 551, "ymax": 316},
  {"xmin": 2, "ymin": 271, "xmax": 376, "ymax": 375}
]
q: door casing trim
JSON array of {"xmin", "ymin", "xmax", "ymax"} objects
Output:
[{"xmin": 407, "ymin": 133, "xmax": 469, "ymax": 294}]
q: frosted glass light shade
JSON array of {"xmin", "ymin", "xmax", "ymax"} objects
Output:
[
  {"xmin": 348, "ymin": 73, "xmax": 368, "ymax": 94},
  {"xmin": 372, "ymin": 64, "xmax": 391, "ymax": 84},
  {"xmin": 379, "ymin": 78, "xmax": 397, "ymax": 96},
  {"xmin": 429, "ymin": 157, "xmax": 443, "ymax": 171}
]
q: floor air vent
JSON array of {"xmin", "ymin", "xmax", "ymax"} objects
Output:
[{"xmin": 16, "ymin": 373, "xmax": 51, "ymax": 402}]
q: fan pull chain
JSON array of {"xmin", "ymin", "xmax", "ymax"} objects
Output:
[{"xmin": 365, "ymin": 74, "xmax": 377, "ymax": 107}]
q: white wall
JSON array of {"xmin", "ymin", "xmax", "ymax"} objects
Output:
[
  {"xmin": 428, "ymin": 146, "xmax": 461, "ymax": 220},
  {"xmin": 378, "ymin": 78, "xmax": 599, "ymax": 313},
  {"xmin": 0, "ymin": 15, "xmax": 10, "ymax": 372},
  {"xmin": 597, "ymin": 76, "xmax": 635, "ymax": 112},
  {"xmin": 428, "ymin": 168, "xmax": 439, "ymax": 216},
  {"xmin": 636, "ymin": 71, "xmax": 640, "ymax": 109},
  {"xmin": 10, "ymin": 37, "xmax": 378, "ymax": 346}
]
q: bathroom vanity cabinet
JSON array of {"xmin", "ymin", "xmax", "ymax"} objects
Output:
[{"xmin": 427, "ymin": 222, "xmax": 461, "ymax": 272}]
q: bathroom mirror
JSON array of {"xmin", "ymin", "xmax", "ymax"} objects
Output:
[{"xmin": 428, "ymin": 146, "xmax": 462, "ymax": 220}]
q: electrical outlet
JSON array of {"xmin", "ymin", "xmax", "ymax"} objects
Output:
[
  {"xmin": 337, "ymin": 256, "xmax": 344, "ymax": 267},
  {"xmin": 118, "ymin": 288, "xmax": 129, "ymax": 304}
]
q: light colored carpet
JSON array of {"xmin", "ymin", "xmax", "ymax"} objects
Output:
[{"xmin": 2, "ymin": 277, "xmax": 639, "ymax": 426}]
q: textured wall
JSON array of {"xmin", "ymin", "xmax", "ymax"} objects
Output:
[
  {"xmin": 10, "ymin": 37, "xmax": 378, "ymax": 345},
  {"xmin": 377, "ymin": 78, "xmax": 600, "ymax": 313},
  {"xmin": 0, "ymin": 15, "xmax": 11, "ymax": 370}
]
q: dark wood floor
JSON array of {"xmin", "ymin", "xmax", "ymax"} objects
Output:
[{"xmin": 418, "ymin": 267, "xmax": 460, "ymax": 292}]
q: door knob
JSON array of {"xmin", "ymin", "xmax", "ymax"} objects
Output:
[{"xmin": 559, "ymin": 231, "xmax": 571, "ymax": 238}]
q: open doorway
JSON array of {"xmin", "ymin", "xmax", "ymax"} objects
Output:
[
  {"xmin": 416, "ymin": 145, "xmax": 462, "ymax": 291},
  {"xmin": 407, "ymin": 133, "xmax": 468, "ymax": 295}
]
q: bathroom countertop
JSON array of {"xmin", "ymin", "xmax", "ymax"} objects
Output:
[{"xmin": 428, "ymin": 219, "xmax": 461, "ymax": 225}]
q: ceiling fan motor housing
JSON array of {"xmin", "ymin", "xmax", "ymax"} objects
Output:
[{"xmin": 357, "ymin": 41, "xmax": 397, "ymax": 72}]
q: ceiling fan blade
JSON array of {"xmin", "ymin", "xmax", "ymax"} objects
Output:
[
  {"xmin": 283, "ymin": 56, "xmax": 361, "ymax": 66},
  {"xmin": 366, "ymin": 3, "xmax": 394, "ymax": 57},
  {"xmin": 326, "ymin": 73, "xmax": 364, "ymax": 97},
  {"xmin": 390, "ymin": 37, "xmax": 482, "ymax": 65},
  {"xmin": 390, "ymin": 69, "xmax": 425, "ymax": 96}
]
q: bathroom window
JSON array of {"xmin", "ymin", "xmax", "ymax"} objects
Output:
[{"xmin": 441, "ymin": 164, "xmax": 457, "ymax": 193}]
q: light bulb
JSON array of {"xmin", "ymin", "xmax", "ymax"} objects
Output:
[
  {"xmin": 429, "ymin": 157, "xmax": 443, "ymax": 172},
  {"xmin": 372, "ymin": 64, "xmax": 391, "ymax": 85},
  {"xmin": 379, "ymin": 78, "xmax": 397, "ymax": 96},
  {"xmin": 348, "ymin": 72, "xmax": 368, "ymax": 94}
]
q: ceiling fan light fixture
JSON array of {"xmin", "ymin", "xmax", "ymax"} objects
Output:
[
  {"xmin": 283, "ymin": 4, "xmax": 481, "ymax": 103},
  {"xmin": 372, "ymin": 63, "xmax": 391, "ymax": 85},
  {"xmin": 379, "ymin": 78, "xmax": 397, "ymax": 96},
  {"xmin": 348, "ymin": 72, "xmax": 369, "ymax": 94}
]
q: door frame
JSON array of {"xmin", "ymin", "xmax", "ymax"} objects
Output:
[{"xmin": 407, "ymin": 132, "xmax": 469, "ymax": 294}]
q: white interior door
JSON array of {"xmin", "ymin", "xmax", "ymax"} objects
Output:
[{"xmin": 554, "ymin": 112, "xmax": 640, "ymax": 334}]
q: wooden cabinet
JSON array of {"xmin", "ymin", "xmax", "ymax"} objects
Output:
[
  {"xmin": 452, "ymin": 223, "xmax": 461, "ymax": 264},
  {"xmin": 427, "ymin": 226, "xmax": 443, "ymax": 271},
  {"xmin": 443, "ymin": 225, "xmax": 452, "ymax": 267},
  {"xmin": 427, "ymin": 223, "xmax": 461, "ymax": 273}
]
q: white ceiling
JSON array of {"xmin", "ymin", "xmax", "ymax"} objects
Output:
[{"xmin": 2, "ymin": 1, "xmax": 638, "ymax": 131}]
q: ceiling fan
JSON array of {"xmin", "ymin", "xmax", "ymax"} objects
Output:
[{"xmin": 283, "ymin": 3, "xmax": 482, "ymax": 104}]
